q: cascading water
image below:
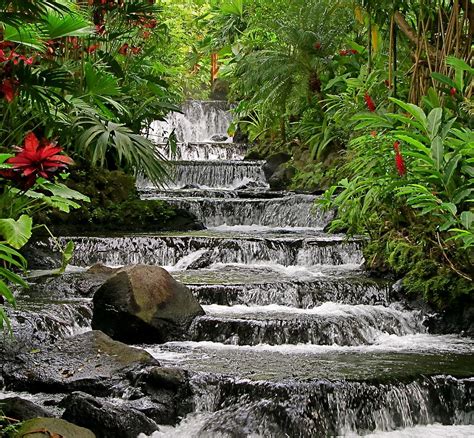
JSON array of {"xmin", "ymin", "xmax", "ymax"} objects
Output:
[
  {"xmin": 148, "ymin": 100, "xmax": 234, "ymax": 144},
  {"xmin": 26, "ymin": 101, "xmax": 474, "ymax": 437}
]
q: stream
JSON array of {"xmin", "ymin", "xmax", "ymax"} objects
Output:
[{"xmin": 1, "ymin": 101, "xmax": 473, "ymax": 437}]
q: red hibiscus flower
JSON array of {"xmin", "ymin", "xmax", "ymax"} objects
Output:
[
  {"xmin": 0, "ymin": 132, "xmax": 74, "ymax": 189},
  {"xmin": 364, "ymin": 92, "xmax": 376, "ymax": 112}
]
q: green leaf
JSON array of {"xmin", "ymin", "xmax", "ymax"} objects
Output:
[
  {"xmin": 446, "ymin": 56, "xmax": 474, "ymax": 74},
  {"xmin": 460, "ymin": 211, "xmax": 474, "ymax": 230},
  {"xmin": 431, "ymin": 136, "xmax": 444, "ymax": 171},
  {"xmin": 0, "ymin": 279, "xmax": 15, "ymax": 304},
  {"xmin": 431, "ymin": 72, "xmax": 457, "ymax": 90},
  {"xmin": 443, "ymin": 154, "xmax": 461, "ymax": 188},
  {"xmin": 427, "ymin": 108, "xmax": 442, "ymax": 140},
  {"xmin": 440, "ymin": 202, "xmax": 457, "ymax": 216},
  {"xmin": 0, "ymin": 215, "xmax": 33, "ymax": 249},
  {"xmin": 39, "ymin": 182, "xmax": 90, "ymax": 202},
  {"xmin": 389, "ymin": 98, "xmax": 427, "ymax": 131},
  {"xmin": 56, "ymin": 241, "xmax": 75, "ymax": 275},
  {"xmin": 394, "ymin": 134, "xmax": 430, "ymax": 154}
]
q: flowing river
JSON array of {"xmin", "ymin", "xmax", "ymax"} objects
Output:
[{"xmin": 2, "ymin": 101, "xmax": 473, "ymax": 437}]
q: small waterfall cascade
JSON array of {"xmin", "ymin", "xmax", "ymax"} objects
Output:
[{"xmin": 28, "ymin": 101, "xmax": 474, "ymax": 437}]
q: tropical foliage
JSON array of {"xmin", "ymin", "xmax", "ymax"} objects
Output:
[{"xmin": 203, "ymin": 0, "xmax": 473, "ymax": 307}]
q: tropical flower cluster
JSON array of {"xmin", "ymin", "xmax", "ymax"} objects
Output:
[{"xmin": 0, "ymin": 133, "xmax": 74, "ymax": 190}]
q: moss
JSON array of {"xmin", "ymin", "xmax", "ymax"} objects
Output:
[
  {"xmin": 364, "ymin": 232, "xmax": 473, "ymax": 310},
  {"xmin": 36, "ymin": 164, "xmax": 201, "ymax": 233}
]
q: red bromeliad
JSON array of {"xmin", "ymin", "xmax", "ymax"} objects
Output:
[
  {"xmin": 0, "ymin": 132, "xmax": 74, "ymax": 189},
  {"xmin": 364, "ymin": 92, "xmax": 376, "ymax": 112}
]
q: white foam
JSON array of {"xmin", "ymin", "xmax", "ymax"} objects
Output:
[
  {"xmin": 201, "ymin": 303, "xmax": 419, "ymax": 318},
  {"xmin": 147, "ymin": 333, "xmax": 474, "ymax": 356},
  {"xmin": 360, "ymin": 424, "xmax": 474, "ymax": 437}
]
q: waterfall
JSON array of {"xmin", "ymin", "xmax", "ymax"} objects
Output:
[{"xmin": 148, "ymin": 100, "xmax": 234, "ymax": 143}]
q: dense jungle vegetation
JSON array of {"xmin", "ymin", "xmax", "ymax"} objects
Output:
[{"xmin": 0, "ymin": 0, "xmax": 472, "ymax": 331}]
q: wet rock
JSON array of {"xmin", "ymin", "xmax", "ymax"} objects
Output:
[
  {"xmin": 0, "ymin": 397, "xmax": 53, "ymax": 421},
  {"xmin": 233, "ymin": 126, "xmax": 249, "ymax": 144},
  {"xmin": 2, "ymin": 330, "xmax": 158, "ymax": 395},
  {"xmin": 134, "ymin": 367, "xmax": 193, "ymax": 424},
  {"xmin": 62, "ymin": 392, "xmax": 159, "ymax": 438},
  {"xmin": 23, "ymin": 269, "xmax": 114, "ymax": 302},
  {"xmin": 15, "ymin": 417, "xmax": 96, "ymax": 438},
  {"xmin": 92, "ymin": 265, "xmax": 205, "ymax": 343},
  {"xmin": 172, "ymin": 208, "xmax": 206, "ymax": 231},
  {"xmin": 187, "ymin": 251, "xmax": 213, "ymax": 270},
  {"xmin": 21, "ymin": 241, "xmax": 62, "ymax": 270},
  {"xmin": 268, "ymin": 164, "xmax": 296, "ymax": 191},
  {"xmin": 210, "ymin": 134, "xmax": 228, "ymax": 142},
  {"xmin": 233, "ymin": 180, "xmax": 268, "ymax": 191},
  {"xmin": 426, "ymin": 298, "xmax": 474, "ymax": 337},
  {"xmin": 262, "ymin": 152, "xmax": 291, "ymax": 181}
]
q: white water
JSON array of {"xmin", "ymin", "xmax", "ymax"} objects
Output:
[
  {"xmin": 146, "ymin": 333, "xmax": 474, "ymax": 357},
  {"xmin": 141, "ymin": 418, "xmax": 474, "ymax": 438},
  {"xmin": 148, "ymin": 100, "xmax": 234, "ymax": 143}
]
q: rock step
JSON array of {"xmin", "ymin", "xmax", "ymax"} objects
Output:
[
  {"xmin": 148, "ymin": 194, "xmax": 332, "ymax": 228},
  {"xmin": 152, "ymin": 142, "xmax": 248, "ymax": 161},
  {"xmin": 48, "ymin": 231, "xmax": 364, "ymax": 268},
  {"xmin": 177, "ymin": 373, "xmax": 474, "ymax": 437},
  {"xmin": 139, "ymin": 188, "xmax": 287, "ymax": 200},
  {"xmin": 155, "ymin": 160, "xmax": 268, "ymax": 190},
  {"xmin": 145, "ymin": 338, "xmax": 474, "ymax": 381},
  {"xmin": 189, "ymin": 303, "xmax": 425, "ymax": 346},
  {"xmin": 172, "ymin": 265, "xmax": 392, "ymax": 307}
]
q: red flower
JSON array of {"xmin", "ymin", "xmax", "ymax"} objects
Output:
[
  {"xmin": 395, "ymin": 152, "xmax": 406, "ymax": 176},
  {"xmin": 87, "ymin": 44, "xmax": 100, "ymax": 54},
  {"xmin": 0, "ymin": 132, "xmax": 74, "ymax": 189},
  {"xmin": 142, "ymin": 31, "xmax": 151, "ymax": 39},
  {"xmin": 393, "ymin": 141, "xmax": 400, "ymax": 152},
  {"xmin": 364, "ymin": 92, "xmax": 376, "ymax": 112},
  {"xmin": 370, "ymin": 131, "xmax": 377, "ymax": 138},
  {"xmin": 0, "ymin": 79, "xmax": 15, "ymax": 103},
  {"xmin": 118, "ymin": 44, "xmax": 129, "ymax": 55},
  {"xmin": 131, "ymin": 46, "xmax": 141, "ymax": 55},
  {"xmin": 450, "ymin": 87, "xmax": 456, "ymax": 96},
  {"xmin": 314, "ymin": 42, "xmax": 321, "ymax": 50},
  {"xmin": 339, "ymin": 49, "xmax": 357, "ymax": 56},
  {"xmin": 95, "ymin": 24, "xmax": 106, "ymax": 35}
]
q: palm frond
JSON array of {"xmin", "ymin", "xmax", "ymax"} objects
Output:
[{"xmin": 74, "ymin": 114, "xmax": 169, "ymax": 186}]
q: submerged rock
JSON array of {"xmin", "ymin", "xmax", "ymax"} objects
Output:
[
  {"xmin": 15, "ymin": 417, "xmax": 96, "ymax": 438},
  {"xmin": 210, "ymin": 134, "xmax": 228, "ymax": 142},
  {"xmin": 62, "ymin": 392, "xmax": 159, "ymax": 438},
  {"xmin": 92, "ymin": 265, "xmax": 205, "ymax": 343}
]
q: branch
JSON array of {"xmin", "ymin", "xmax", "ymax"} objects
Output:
[{"xmin": 393, "ymin": 11, "xmax": 440, "ymax": 59}]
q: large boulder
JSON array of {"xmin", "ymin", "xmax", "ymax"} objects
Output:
[
  {"xmin": 92, "ymin": 265, "xmax": 205, "ymax": 343},
  {"xmin": 15, "ymin": 418, "xmax": 95, "ymax": 438},
  {"xmin": 62, "ymin": 392, "xmax": 159, "ymax": 438}
]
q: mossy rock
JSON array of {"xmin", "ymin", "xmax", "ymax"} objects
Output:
[{"xmin": 14, "ymin": 417, "xmax": 95, "ymax": 438}]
